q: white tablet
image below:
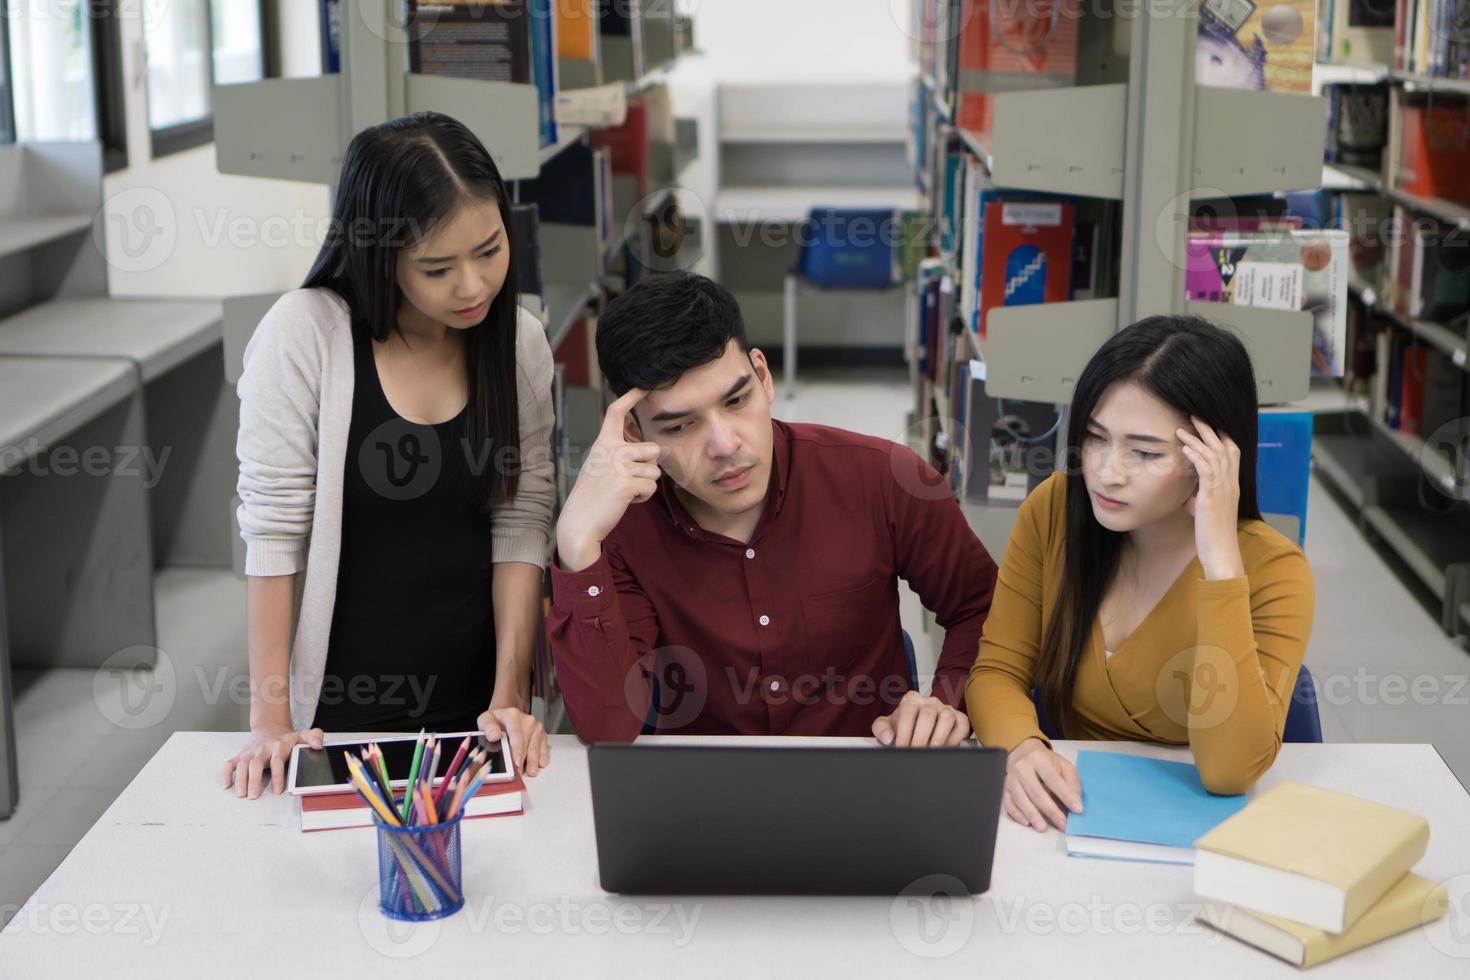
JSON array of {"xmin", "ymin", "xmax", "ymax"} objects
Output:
[{"xmin": 286, "ymin": 730, "xmax": 515, "ymax": 797}]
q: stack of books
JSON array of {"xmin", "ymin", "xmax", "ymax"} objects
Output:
[{"xmin": 1193, "ymin": 782, "xmax": 1449, "ymax": 968}]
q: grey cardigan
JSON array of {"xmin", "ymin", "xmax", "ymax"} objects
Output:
[{"xmin": 234, "ymin": 287, "xmax": 555, "ymax": 730}]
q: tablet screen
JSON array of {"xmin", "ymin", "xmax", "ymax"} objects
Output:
[{"xmin": 292, "ymin": 731, "xmax": 507, "ymax": 792}]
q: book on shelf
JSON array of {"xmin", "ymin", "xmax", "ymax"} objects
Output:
[
  {"xmin": 599, "ymin": 0, "xmax": 646, "ymax": 78},
  {"xmin": 529, "ymin": 0, "xmax": 561, "ymax": 148},
  {"xmin": 1199, "ymin": 871, "xmax": 1449, "ymax": 968},
  {"xmin": 1319, "ymin": 0, "xmax": 1395, "ymax": 66},
  {"xmin": 1196, "ymin": 0, "xmax": 1315, "ymax": 93},
  {"xmin": 977, "ymin": 200, "xmax": 1075, "ymax": 339},
  {"xmin": 1323, "ymin": 82, "xmax": 1389, "ymax": 168},
  {"xmin": 555, "ymin": 0, "xmax": 600, "ymax": 63},
  {"xmin": 953, "ymin": 0, "xmax": 1081, "ymax": 137},
  {"xmin": 320, "ymin": 0, "xmax": 342, "ymax": 73},
  {"xmin": 1394, "ymin": 0, "xmax": 1470, "ymax": 77},
  {"xmin": 511, "ymin": 202, "xmax": 544, "ymax": 298},
  {"xmin": 1335, "ymin": 191, "xmax": 1393, "ymax": 294},
  {"xmin": 1256, "ymin": 411, "xmax": 1314, "ymax": 545},
  {"xmin": 1193, "ymin": 781, "xmax": 1431, "ymax": 934},
  {"xmin": 1390, "ymin": 90, "xmax": 1470, "ymax": 208},
  {"xmin": 1183, "ymin": 228, "xmax": 1350, "ymax": 377},
  {"xmin": 405, "ymin": 0, "xmax": 558, "ymax": 147}
]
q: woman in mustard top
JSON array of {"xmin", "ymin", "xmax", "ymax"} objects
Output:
[{"xmin": 966, "ymin": 315, "xmax": 1315, "ymax": 832}]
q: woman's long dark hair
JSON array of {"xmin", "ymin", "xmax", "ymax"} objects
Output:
[
  {"xmin": 302, "ymin": 110, "xmax": 521, "ymax": 509},
  {"xmin": 1036, "ymin": 314, "xmax": 1263, "ymax": 736}
]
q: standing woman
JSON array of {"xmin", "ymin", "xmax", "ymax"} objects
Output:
[
  {"xmin": 222, "ymin": 111, "xmax": 554, "ymax": 798},
  {"xmin": 968, "ymin": 315, "xmax": 1315, "ymax": 831}
]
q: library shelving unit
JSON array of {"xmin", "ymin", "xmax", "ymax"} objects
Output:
[
  {"xmin": 910, "ymin": 4, "xmax": 1324, "ymax": 556},
  {"xmin": 212, "ymin": 0, "xmax": 696, "ymax": 732},
  {"xmin": 1312, "ymin": 62, "xmax": 1470, "ymax": 635},
  {"xmin": 0, "ymin": 141, "xmax": 236, "ymax": 817}
]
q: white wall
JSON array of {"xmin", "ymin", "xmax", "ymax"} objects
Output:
[
  {"xmin": 99, "ymin": 5, "xmax": 330, "ymax": 299},
  {"xmin": 685, "ymin": 0, "xmax": 916, "ymax": 83}
]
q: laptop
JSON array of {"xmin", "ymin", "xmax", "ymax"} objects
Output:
[{"xmin": 588, "ymin": 742, "xmax": 1007, "ymax": 895}]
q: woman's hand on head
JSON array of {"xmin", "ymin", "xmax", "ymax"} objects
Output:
[
  {"xmin": 221, "ymin": 724, "xmax": 324, "ymax": 799},
  {"xmin": 1176, "ymin": 416, "xmax": 1246, "ymax": 580},
  {"xmin": 477, "ymin": 704, "xmax": 550, "ymax": 777},
  {"xmin": 1002, "ymin": 738, "xmax": 1084, "ymax": 832}
]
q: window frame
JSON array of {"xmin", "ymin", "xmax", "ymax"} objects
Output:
[
  {"xmin": 92, "ymin": 2, "xmax": 128, "ymax": 172},
  {"xmin": 147, "ymin": 0, "xmax": 268, "ymax": 160},
  {"xmin": 0, "ymin": 1, "xmax": 17, "ymax": 146}
]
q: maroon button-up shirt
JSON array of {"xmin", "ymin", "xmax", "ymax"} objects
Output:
[{"xmin": 548, "ymin": 420, "xmax": 998, "ymax": 741}]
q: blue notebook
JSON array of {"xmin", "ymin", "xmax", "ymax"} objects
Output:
[{"xmin": 1064, "ymin": 751, "xmax": 1248, "ymax": 865}]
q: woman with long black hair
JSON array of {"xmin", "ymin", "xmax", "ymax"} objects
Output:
[
  {"xmin": 221, "ymin": 111, "xmax": 554, "ymax": 797},
  {"xmin": 968, "ymin": 315, "xmax": 1315, "ymax": 830}
]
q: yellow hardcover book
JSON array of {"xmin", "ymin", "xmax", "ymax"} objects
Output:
[
  {"xmin": 556, "ymin": 0, "xmax": 597, "ymax": 61},
  {"xmin": 1199, "ymin": 872, "xmax": 1449, "ymax": 968},
  {"xmin": 1193, "ymin": 782, "xmax": 1430, "ymax": 934}
]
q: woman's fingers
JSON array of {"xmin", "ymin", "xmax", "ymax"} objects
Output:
[
  {"xmin": 1018, "ymin": 766, "xmax": 1070, "ymax": 829},
  {"xmin": 270, "ymin": 742, "xmax": 289, "ymax": 795},
  {"xmin": 1010, "ymin": 779, "xmax": 1050, "ymax": 832},
  {"xmin": 1037, "ymin": 756, "xmax": 1083, "ymax": 814}
]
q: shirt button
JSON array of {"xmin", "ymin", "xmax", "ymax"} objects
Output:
[
  {"xmin": 587, "ymin": 586, "xmax": 601, "ymax": 597},
  {"xmin": 758, "ymin": 615, "xmax": 770, "ymax": 627},
  {"xmin": 745, "ymin": 548, "xmax": 755, "ymax": 559},
  {"xmin": 769, "ymin": 679, "xmax": 780, "ymax": 692}
]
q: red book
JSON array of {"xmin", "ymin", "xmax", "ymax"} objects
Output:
[
  {"xmin": 590, "ymin": 94, "xmax": 650, "ymax": 198},
  {"xmin": 978, "ymin": 200, "xmax": 1074, "ymax": 339},
  {"xmin": 298, "ymin": 770, "xmax": 526, "ymax": 833},
  {"xmin": 1397, "ymin": 102, "xmax": 1470, "ymax": 207},
  {"xmin": 955, "ymin": 0, "xmax": 1079, "ymax": 136},
  {"xmin": 1398, "ymin": 347, "xmax": 1428, "ymax": 434}
]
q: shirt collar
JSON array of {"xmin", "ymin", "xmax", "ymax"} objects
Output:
[{"xmin": 656, "ymin": 418, "xmax": 792, "ymax": 542}]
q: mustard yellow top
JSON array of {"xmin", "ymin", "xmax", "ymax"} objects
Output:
[{"xmin": 966, "ymin": 473, "xmax": 1316, "ymax": 795}]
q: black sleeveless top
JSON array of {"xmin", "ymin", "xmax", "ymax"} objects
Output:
[{"xmin": 312, "ymin": 329, "xmax": 496, "ymax": 733}]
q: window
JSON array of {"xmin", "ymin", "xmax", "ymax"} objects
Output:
[
  {"xmin": 92, "ymin": 4, "xmax": 128, "ymax": 172},
  {"xmin": 0, "ymin": 8, "xmax": 14, "ymax": 145},
  {"xmin": 7, "ymin": 0, "xmax": 98, "ymax": 142},
  {"xmin": 210, "ymin": 0, "xmax": 265, "ymax": 85},
  {"xmin": 145, "ymin": 0, "xmax": 265, "ymax": 158}
]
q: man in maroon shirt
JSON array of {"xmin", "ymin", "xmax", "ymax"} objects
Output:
[{"xmin": 549, "ymin": 273, "xmax": 997, "ymax": 745}]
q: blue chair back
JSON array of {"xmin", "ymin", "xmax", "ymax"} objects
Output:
[
  {"xmin": 796, "ymin": 208, "xmax": 899, "ymax": 290},
  {"xmin": 901, "ymin": 629, "xmax": 919, "ymax": 693},
  {"xmin": 1028, "ymin": 664, "xmax": 1322, "ymax": 744},
  {"xmin": 1282, "ymin": 664, "xmax": 1322, "ymax": 743}
]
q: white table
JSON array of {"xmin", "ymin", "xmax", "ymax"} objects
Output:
[{"xmin": 2, "ymin": 736, "xmax": 1468, "ymax": 978}]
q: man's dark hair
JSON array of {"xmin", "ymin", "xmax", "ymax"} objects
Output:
[{"xmin": 597, "ymin": 272, "xmax": 750, "ymax": 396}]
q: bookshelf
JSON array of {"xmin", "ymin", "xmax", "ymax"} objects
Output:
[
  {"xmin": 1306, "ymin": 45, "xmax": 1470, "ymax": 633},
  {"xmin": 907, "ymin": 3, "xmax": 1326, "ymax": 563}
]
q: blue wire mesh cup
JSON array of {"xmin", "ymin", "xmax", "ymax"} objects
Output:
[{"xmin": 374, "ymin": 811, "xmax": 465, "ymax": 921}]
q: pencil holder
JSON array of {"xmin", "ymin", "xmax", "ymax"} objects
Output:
[{"xmin": 374, "ymin": 811, "xmax": 465, "ymax": 921}]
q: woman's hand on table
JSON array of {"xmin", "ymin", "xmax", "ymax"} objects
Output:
[
  {"xmin": 477, "ymin": 704, "xmax": 550, "ymax": 777},
  {"xmin": 220, "ymin": 723, "xmax": 324, "ymax": 799},
  {"xmin": 1003, "ymin": 737, "xmax": 1083, "ymax": 832}
]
